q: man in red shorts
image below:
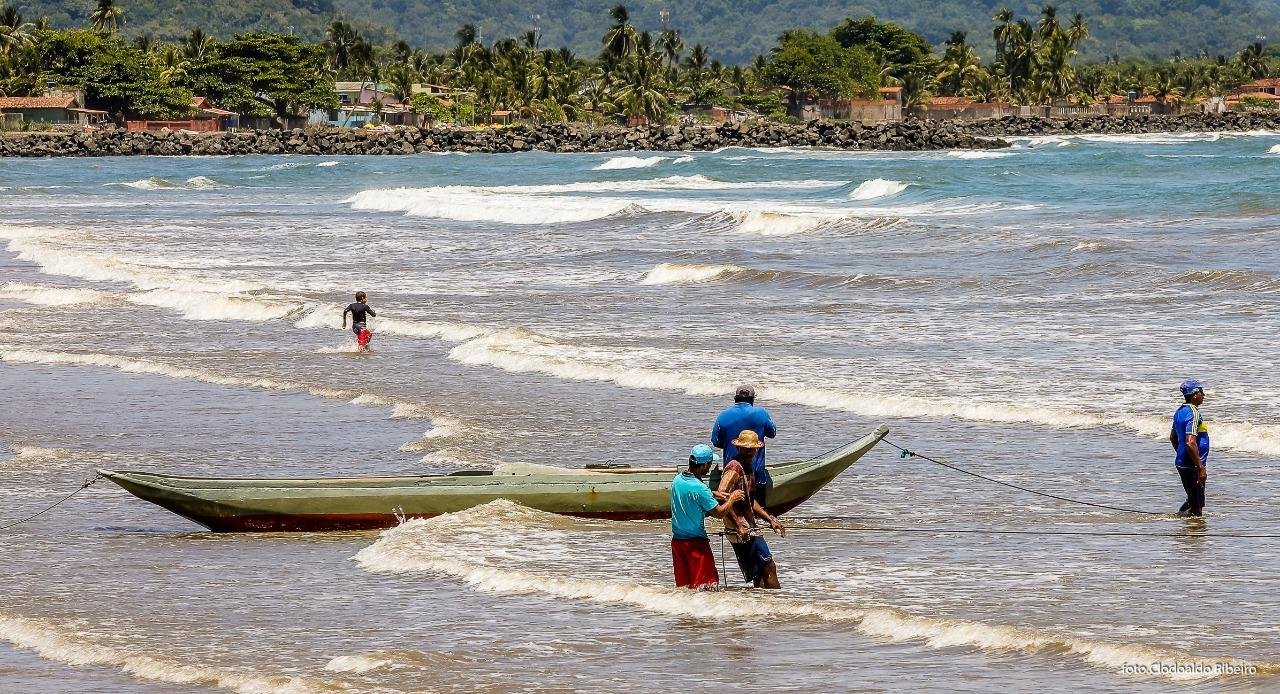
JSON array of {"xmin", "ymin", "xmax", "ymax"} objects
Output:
[{"xmin": 670, "ymin": 444, "xmax": 743, "ymax": 589}]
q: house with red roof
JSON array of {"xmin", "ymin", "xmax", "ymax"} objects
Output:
[{"xmin": 0, "ymin": 93, "xmax": 107, "ymax": 128}]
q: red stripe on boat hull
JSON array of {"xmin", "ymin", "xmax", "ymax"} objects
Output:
[{"xmin": 191, "ymin": 498, "xmax": 812, "ymax": 532}]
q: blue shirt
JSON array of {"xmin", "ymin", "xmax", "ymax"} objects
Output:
[
  {"xmin": 670, "ymin": 472, "xmax": 718, "ymax": 540},
  {"xmin": 711, "ymin": 402, "xmax": 777, "ymax": 485},
  {"xmin": 1172, "ymin": 403, "xmax": 1209, "ymax": 468}
]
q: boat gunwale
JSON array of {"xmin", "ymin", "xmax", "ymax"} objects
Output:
[{"xmin": 98, "ymin": 426, "xmax": 888, "ymax": 492}]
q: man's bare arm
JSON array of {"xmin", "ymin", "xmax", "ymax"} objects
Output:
[{"xmin": 707, "ymin": 490, "xmax": 745, "ymax": 519}]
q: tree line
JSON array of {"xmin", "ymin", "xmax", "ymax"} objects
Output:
[{"xmin": 0, "ymin": 1, "xmax": 1275, "ymax": 124}]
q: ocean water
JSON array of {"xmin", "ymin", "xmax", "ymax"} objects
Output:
[{"xmin": 2, "ymin": 133, "xmax": 1279, "ymax": 692}]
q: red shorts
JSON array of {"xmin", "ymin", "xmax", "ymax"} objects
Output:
[{"xmin": 672, "ymin": 537, "xmax": 719, "ymax": 588}]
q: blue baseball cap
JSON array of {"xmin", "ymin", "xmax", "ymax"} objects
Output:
[
  {"xmin": 1179, "ymin": 379, "xmax": 1205, "ymax": 396},
  {"xmin": 689, "ymin": 444, "xmax": 721, "ymax": 465}
]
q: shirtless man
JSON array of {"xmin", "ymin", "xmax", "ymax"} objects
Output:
[{"xmin": 716, "ymin": 429, "xmax": 785, "ymax": 589}]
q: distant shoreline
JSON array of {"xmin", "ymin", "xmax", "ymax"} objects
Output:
[{"xmin": 1, "ymin": 112, "xmax": 1276, "ymax": 158}]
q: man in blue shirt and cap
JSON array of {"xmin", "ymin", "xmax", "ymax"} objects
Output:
[
  {"xmin": 1169, "ymin": 379, "xmax": 1209, "ymax": 517},
  {"xmin": 711, "ymin": 385, "xmax": 777, "ymax": 507},
  {"xmin": 670, "ymin": 444, "xmax": 744, "ymax": 588}
]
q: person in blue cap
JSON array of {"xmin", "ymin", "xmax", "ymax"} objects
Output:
[
  {"xmin": 670, "ymin": 444, "xmax": 744, "ymax": 589},
  {"xmin": 1169, "ymin": 379, "xmax": 1209, "ymax": 517},
  {"xmin": 711, "ymin": 385, "xmax": 777, "ymax": 507}
]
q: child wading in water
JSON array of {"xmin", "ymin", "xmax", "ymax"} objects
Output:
[{"xmin": 342, "ymin": 291, "xmax": 377, "ymax": 352}]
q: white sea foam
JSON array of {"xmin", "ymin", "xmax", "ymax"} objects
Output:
[
  {"xmin": 0, "ymin": 227, "xmax": 261, "ymax": 294},
  {"xmin": 295, "ymin": 304, "xmax": 491, "ymax": 342},
  {"xmin": 728, "ymin": 211, "xmax": 835, "ymax": 236},
  {"xmin": 640, "ymin": 262, "xmax": 746, "ymax": 285},
  {"xmin": 347, "ymin": 186, "xmax": 640, "ymax": 224},
  {"xmin": 127, "ymin": 290, "xmax": 301, "ymax": 321},
  {"xmin": 0, "ymin": 349, "xmax": 454, "ymax": 431},
  {"xmin": 355, "ymin": 504, "xmax": 1276, "ymax": 682},
  {"xmin": 316, "ymin": 160, "xmax": 341, "ymax": 167},
  {"xmin": 946, "ymin": 150, "xmax": 1014, "ymax": 160},
  {"xmin": 672, "ymin": 155, "xmax": 695, "ymax": 164},
  {"xmin": 849, "ymin": 178, "xmax": 909, "ymax": 200},
  {"xmin": 1268, "ymin": 144, "xmax": 1280, "ymax": 155},
  {"xmin": 0, "ymin": 612, "xmax": 338, "ymax": 693},
  {"xmin": 0, "ymin": 282, "xmax": 112, "ymax": 307},
  {"xmin": 0, "ymin": 446, "xmax": 67, "ymax": 467},
  {"xmin": 592, "ymin": 155, "xmax": 670, "ymax": 170},
  {"xmin": 113, "ymin": 176, "xmax": 224, "ymax": 190},
  {"xmin": 445, "ymin": 328, "xmax": 1280, "ymax": 457}
]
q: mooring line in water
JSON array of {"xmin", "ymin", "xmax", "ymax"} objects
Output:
[
  {"xmin": 0, "ymin": 474, "xmax": 101, "ymax": 531},
  {"xmin": 882, "ymin": 439, "xmax": 1166, "ymax": 516},
  {"xmin": 785, "ymin": 522, "xmax": 1280, "ymax": 539}
]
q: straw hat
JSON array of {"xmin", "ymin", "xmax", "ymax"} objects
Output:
[{"xmin": 732, "ymin": 430, "xmax": 764, "ymax": 449}]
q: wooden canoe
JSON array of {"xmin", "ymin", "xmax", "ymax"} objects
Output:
[{"xmin": 98, "ymin": 425, "xmax": 888, "ymax": 532}]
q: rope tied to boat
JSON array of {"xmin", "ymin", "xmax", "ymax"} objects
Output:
[
  {"xmin": 0, "ymin": 473, "xmax": 102, "ymax": 531},
  {"xmin": 883, "ymin": 438, "xmax": 1166, "ymax": 516}
]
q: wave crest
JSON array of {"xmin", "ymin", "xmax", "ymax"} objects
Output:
[
  {"xmin": 355, "ymin": 505, "xmax": 1277, "ymax": 682},
  {"xmin": 849, "ymin": 178, "xmax": 909, "ymax": 200}
]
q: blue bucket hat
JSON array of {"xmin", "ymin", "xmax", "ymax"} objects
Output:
[
  {"xmin": 1179, "ymin": 379, "xmax": 1205, "ymax": 396},
  {"xmin": 689, "ymin": 444, "xmax": 721, "ymax": 465}
]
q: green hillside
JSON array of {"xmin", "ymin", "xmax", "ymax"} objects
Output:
[{"xmin": 13, "ymin": 0, "xmax": 1280, "ymax": 62}]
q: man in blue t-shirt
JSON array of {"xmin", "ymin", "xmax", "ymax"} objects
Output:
[
  {"xmin": 711, "ymin": 385, "xmax": 777, "ymax": 506},
  {"xmin": 670, "ymin": 444, "xmax": 743, "ymax": 588},
  {"xmin": 1169, "ymin": 378, "xmax": 1209, "ymax": 517}
]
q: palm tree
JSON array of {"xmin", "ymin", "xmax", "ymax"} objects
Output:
[
  {"xmin": 326, "ymin": 21, "xmax": 365, "ymax": 77},
  {"xmin": 0, "ymin": 6, "xmax": 34, "ymax": 57},
  {"xmin": 899, "ymin": 67, "xmax": 934, "ymax": 116},
  {"xmin": 600, "ymin": 5, "xmax": 636, "ymax": 70},
  {"xmin": 132, "ymin": 34, "xmax": 155, "ymax": 53},
  {"xmin": 658, "ymin": 27, "xmax": 683, "ymax": 69},
  {"xmin": 158, "ymin": 44, "xmax": 189, "ymax": 83},
  {"xmin": 89, "ymin": 0, "xmax": 124, "ymax": 35},
  {"xmin": 1036, "ymin": 4, "xmax": 1059, "ymax": 42},
  {"xmin": 992, "ymin": 8, "xmax": 1015, "ymax": 65},
  {"xmin": 182, "ymin": 27, "xmax": 214, "ymax": 62},
  {"xmin": 1238, "ymin": 41, "xmax": 1269, "ymax": 79},
  {"xmin": 936, "ymin": 31, "xmax": 981, "ymax": 96},
  {"xmin": 1066, "ymin": 13, "xmax": 1089, "ymax": 48}
]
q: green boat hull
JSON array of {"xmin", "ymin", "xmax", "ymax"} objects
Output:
[{"xmin": 99, "ymin": 425, "xmax": 888, "ymax": 532}]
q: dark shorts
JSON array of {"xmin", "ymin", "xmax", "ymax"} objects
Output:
[
  {"xmin": 672, "ymin": 537, "xmax": 718, "ymax": 588},
  {"xmin": 730, "ymin": 536, "xmax": 773, "ymax": 585},
  {"xmin": 351, "ymin": 322, "xmax": 366, "ymax": 335}
]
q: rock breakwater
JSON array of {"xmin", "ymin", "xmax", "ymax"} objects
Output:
[{"xmin": 1, "ymin": 112, "xmax": 1276, "ymax": 158}]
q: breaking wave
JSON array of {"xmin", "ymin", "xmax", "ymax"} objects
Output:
[
  {"xmin": 1268, "ymin": 144, "xmax": 1280, "ymax": 155},
  {"xmin": 639, "ymin": 262, "xmax": 932, "ymax": 290},
  {"xmin": 295, "ymin": 304, "xmax": 491, "ymax": 342},
  {"xmin": 0, "ymin": 282, "xmax": 112, "ymax": 307},
  {"xmin": 849, "ymin": 178, "xmax": 909, "ymax": 200},
  {"xmin": 946, "ymin": 151, "xmax": 1014, "ymax": 160},
  {"xmin": 593, "ymin": 155, "xmax": 683, "ymax": 170},
  {"xmin": 346, "ymin": 186, "xmax": 641, "ymax": 224},
  {"xmin": 355, "ymin": 502, "xmax": 1277, "ymax": 682},
  {"xmin": 1166, "ymin": 269, "xmax": 1280, "ymax": 293},
  {"xmin": 640, "ymin": 262, "xmax": 746, "ymax": 285},
  {"xmin": 0, "ymin": 226, "xmax": 261, "ymax": 294},
  {"xmin": 0, "ymin": 612, "xmax": 343, "ymax": 693},
  {"xmin": 445, "ymin": 328, "xmax": 1280, "ymax": 457},
  {"xmin": 112, "ymin": 176, "xmax": 224, "ymax": 190},
  {"xmin": 127, "ymin": 290, "xmax": 303, "ymax": 321},
  {"xmin": 0, "ymin": 349, "xmax": 460, "ymax": 440}
]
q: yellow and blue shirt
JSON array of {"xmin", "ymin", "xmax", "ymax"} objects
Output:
[{"xmin": 1172, "ymin": 403, "xmax": 1210, "ymax": 469}]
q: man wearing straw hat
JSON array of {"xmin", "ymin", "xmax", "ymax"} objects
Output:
[{"xmin": 717, "ymin": 430, "xmax": 785, "ymax": 589}]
